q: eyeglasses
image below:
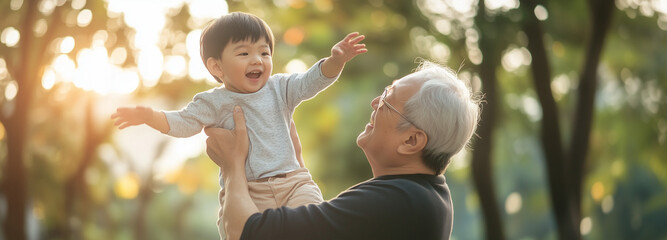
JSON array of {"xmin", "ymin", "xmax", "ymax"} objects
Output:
[{"xmin": 379, "ymin": 86, "xmax": 420, "ymax": 129}]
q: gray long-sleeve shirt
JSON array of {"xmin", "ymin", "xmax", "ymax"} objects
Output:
[{"xmin": 163, "ymin": 60, "xmax": 338, "ymax": 188}]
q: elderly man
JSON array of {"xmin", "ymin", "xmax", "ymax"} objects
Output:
[{"xmin": 205, "ymin": 61, "xmax": 480, "ymax": 240}]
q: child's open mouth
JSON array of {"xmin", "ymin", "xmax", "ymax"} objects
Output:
[{"xmin": 246, "ymin": 71, "xmax": 262, "ymax": 79}]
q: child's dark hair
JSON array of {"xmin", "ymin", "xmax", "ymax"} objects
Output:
[{"xmin": 200, "ymin": 12, "xmax": 275, "ymax": 83}]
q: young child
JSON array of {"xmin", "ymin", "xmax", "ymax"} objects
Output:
[{"xmin": 110, "ymin": 12, "xmax": 366, "ymax": 238}]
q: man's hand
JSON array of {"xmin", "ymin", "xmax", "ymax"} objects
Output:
[
  {"xmin": 321, "ymin": 32, "xmax": 367, "ymax": 78},
  {"xmin": 111, "ymin": 106, "xmax": 153, "ymax": 129},
  {"xmin": 205, "ymin": 106, "xmax": 257, "ymax": 240},
  {"xmin": 204, "ymin": 106, "xmax": 249, "ymax": 172}
]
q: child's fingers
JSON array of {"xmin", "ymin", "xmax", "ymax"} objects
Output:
[
  {"xmin": 349, "ymin": 34, "xmax": 365, "ymax": 44},
  {"xmin": 354, "ymin": 43, "xmax": 366, "ymax": 49},
  {"xmin": 343, "ymin": 32, "xmax": 360, "ymax": 42},
  {"xmin": 118, "ymin": 122, "xmax": 131, "ymax": 129}
]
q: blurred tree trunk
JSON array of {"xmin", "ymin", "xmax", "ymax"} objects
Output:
[
  {"xmin": 60, "ymin": 93, "xmax": 112, "ymax": 239},
  {"xmin": 471, "ymin": 1, "xmax": 505, "ymax": 239},
  {"xmin": 0, "ymin": 1, "xmax": 57, "ymax": 239},
  {"xmin": 134, "ymin": 140, "xmax": 168, "ymax": 240},
  {"xmin": 570, "ymin": 0, "xmax": 615, "ymax": 212},
  {"xmin": 520, "ymin": 0, "xmax": 614, "ymax": 239}
]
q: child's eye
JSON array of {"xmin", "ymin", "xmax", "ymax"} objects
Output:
[
  {"xmin": 262, "ymin": 52, "xmax": 271, "ymax": 56},
  {"xmin": 237, "ymin": 52, "xmax": 248, "ymax": 56}
]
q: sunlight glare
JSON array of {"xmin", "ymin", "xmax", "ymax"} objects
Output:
[
  {"xmin": 188, "ymin": 58, "xmax": 209, "ymax": 82},
  {"xmin": 110, "ymin": 47, "xmax": 127, "ymax": 65},
  {"xmin": 164, "ymin": 55, "xmax": 187, "ymax": 78},
  {"xmin": 53, "ymin": 54, "xmax": 76, "ymax": 82},
  {"xmin": 74, "ymin": 47, "xmax": 110, "ymax": 92},
  {"xmin": 113, "ymin": 68, "xmax": 140, "ymax": 94},
  {"xmin": 285, "ymin": 59, "xmax": 307, "ymax": 73},
  {"xmin": 42, "ymin": 68, "xmax": 56, "ymax": 90},
  {"xmin": 5, "ymin": 80, "xmax": 18, "ymax": 101},
  {"xmin": 186, "ymin": 29, "xmax": 202, "ymax": 60},
  {"xmin": 59, "ymin": 36, "xmax": 75, "ymax": 53},
  {"xmin": 137, "ymin": 46, "xmax": 164, "ymax": 87},
  {"xmin": 1, "ymin": 27, "xmax": 21, "ymax": 47},
  {"xmin": 505, "ymin": 192, "xmax": 522, "ymax": 214},
  {"xmin": 77, "ymin": 9, "xmax": 93, "ymax": 27},
  {"xmin": 189, "ymin": 0, "xmax": 228, "ymax": 20}
]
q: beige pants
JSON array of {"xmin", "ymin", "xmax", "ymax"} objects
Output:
[{"xmin": 217, "ymin": 168, "xmax": 323, "ymax": 239}]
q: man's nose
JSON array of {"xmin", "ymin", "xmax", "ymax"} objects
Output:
[{"xmin": 371, "ymin": 96, "xmax": 380, "ymax": 110}]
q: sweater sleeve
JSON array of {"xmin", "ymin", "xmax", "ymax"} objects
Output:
[
  {"xmin": 282, "ymin": 59, "xmax": 340, "ymax": 111},
  {"xmin": 163, "ymin": 90, "xmax": 222, "ymax": 138}
]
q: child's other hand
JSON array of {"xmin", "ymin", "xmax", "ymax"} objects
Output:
[
  {"xmin": 110, "ymin": 106, "xmax": 153, "ymax": 129},
  {"xmin": 330, "ymin": 32, "xmax": 367, "ymax": 64}
]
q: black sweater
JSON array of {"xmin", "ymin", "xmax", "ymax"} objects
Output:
[{"xmin": 241, "ymin": 174, "xmax": 453, "ymax": 240}]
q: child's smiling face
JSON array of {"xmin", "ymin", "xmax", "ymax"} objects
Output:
[{"xmin": 216, "ymin": 38, "xmax": 273, "ymax": 93}]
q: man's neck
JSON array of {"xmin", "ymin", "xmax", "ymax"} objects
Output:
[{"xmin": 372, "ymin": 164, "xmax": 436, "ymax": 177}]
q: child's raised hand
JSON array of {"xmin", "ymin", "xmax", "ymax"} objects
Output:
[
  {"xmin": 110, "ymin": 106, "xmax": 153, "ymax": 129},
  {"xmin": 330, "ymin": 32, "xmax": 367, "ymax": 64}
]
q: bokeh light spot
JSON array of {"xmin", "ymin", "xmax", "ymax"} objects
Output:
[
  {"xmin": 114, "ymin": 173, "xmax": 140, "ymax": 199},
  {"xmin": 505, "ymin": 192, "xmax": 522, "ymax": 214},
  {"xmin": 42, "ymin": 68, "xmax": 56, "ymax": 90},
  {"xmin": 580, "ymin": 217, "xmax": 593, "ymax": 235},
  {"xmin": 285, "ymin": 59, "xmax": 307, "ymax": 73},
  {"xmin": 5, "ymin": 80, "xmax": 18, "ymax": 101},
  {"xmin": 283, "ymin": 27, "xmax": 305, "ymax": 46},
  {"xmin": 591, "ymin": 181, "xmax": 605, "ymax": 201},
  {"xmin": 10, "ymin": 0, "xmax": 23, "ymax": 11},
  {"xmin": 60, "ymin": 36, "xmax": 75, "ymax": 53},
  {"xmin": 0, "ymin": 120, "xmax": 5, "ymax": 140},
  {"xmin": 1, "ymin": 27, "xmax": 21, "ymax": 47},
  {"xmin": 534, "ymin": 5, "xmax": 549, "ymax": 21},
  {"xmin": 77, "ymin": 9, "xmax": 93, "ymax": 27}
]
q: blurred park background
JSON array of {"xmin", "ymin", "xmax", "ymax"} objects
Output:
[{"xmin": 0, "ymin": 0, "xmax": 666, "ymax": 239}]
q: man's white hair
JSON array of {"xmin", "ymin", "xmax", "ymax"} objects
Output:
[{"xmin": 400, "ymin": 60, "xmax": 481, "ymax": 174}]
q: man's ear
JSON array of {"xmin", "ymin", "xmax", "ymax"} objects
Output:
[
  {"xmin": 206, "ymin": 57, "xmax": 223, "ymax": 78},
  {"xmin": 397, "ymin": 129, "xmax": 427, "ymax": 155}
]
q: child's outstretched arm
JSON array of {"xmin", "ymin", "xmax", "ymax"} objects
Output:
[
  {"xmin": 321, "ymin": 32, "xmax": 367, "ymax": 78},
  {"xmin": 111, "ymin": 106, "xmax": 170, "ymax": 133}
]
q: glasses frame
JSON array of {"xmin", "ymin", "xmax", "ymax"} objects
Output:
[{"xmin": 379, "ymin": 86, "xmax": 420, "ymax": 129}]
